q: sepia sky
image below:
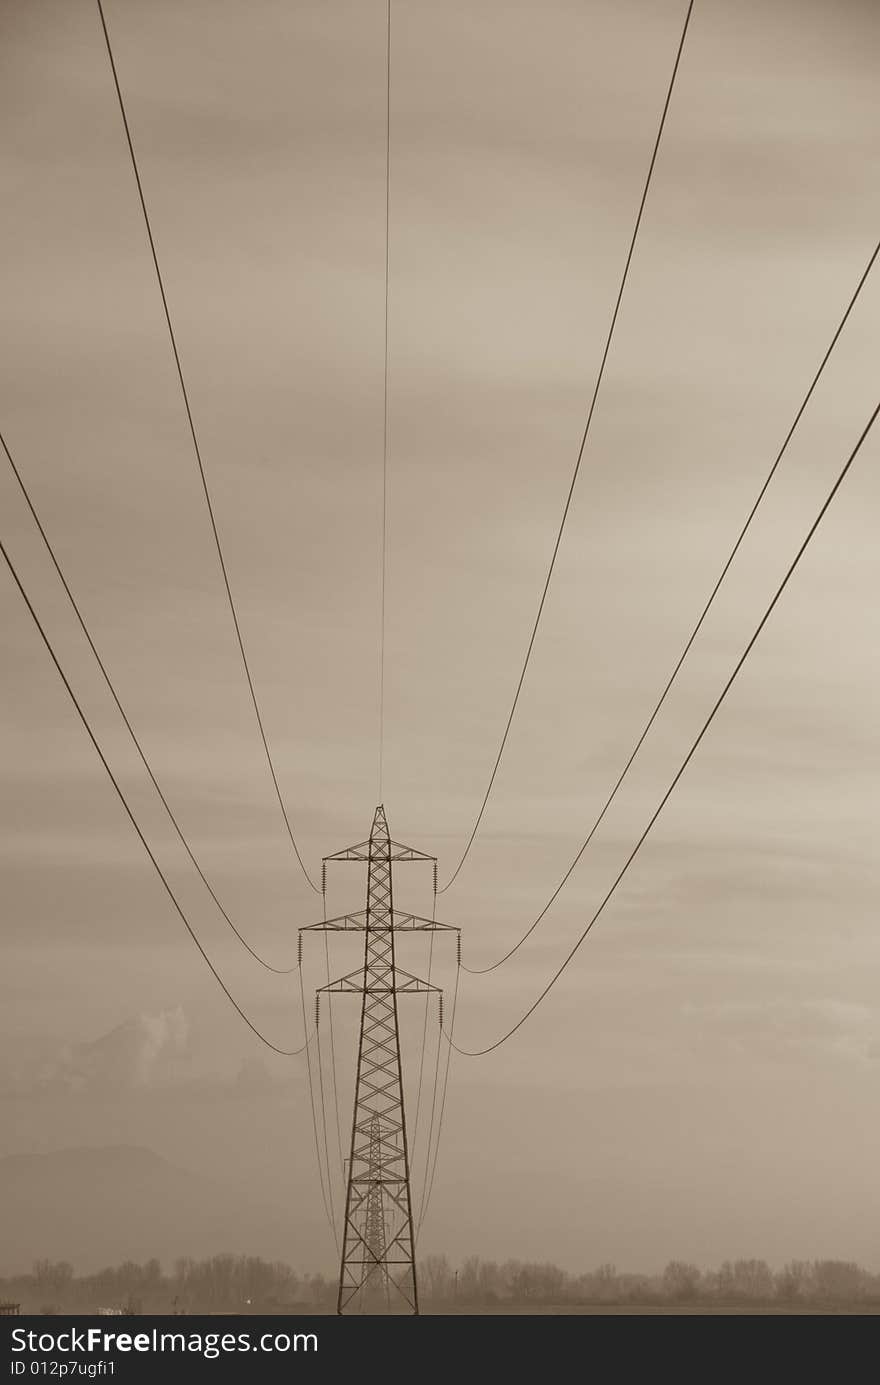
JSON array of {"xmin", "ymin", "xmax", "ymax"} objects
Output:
[{"xmin": 1, "ymin": 0, "xmax": 879, "ymax": 1275}]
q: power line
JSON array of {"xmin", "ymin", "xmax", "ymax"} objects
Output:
[
  {"xmin": 319, "ymin": 880, "xmax": 346, "ymax": 1179},
  {"xmin": 299, "ymin": 964, "xmax": 339, "ymax": 1247},
  {"xmin": 418, "ymin": 958, "xmax": 460, "ymax": 1234},
  {"xmin": 415, "ymin": 996, "xmax": 444, "ymax": 1231},
  {"xmin": 0, "ymin": 535, "xmax": 309, "ymax": 1057},
  {"xmin": 315, "ymin": 1013, "xmax": 340, "ymax": 1241},
  {"xmin": 438, "ymin": 0, "xmax": 696, "ymax": 893},
  {"xmin": 410, "ymin": 886, "xmax": 438, "ymax": 1160},
  {"xmin": 410, "ymin": 952, "xmax": 436, "ymax": 1163},
  {"xmin": 2, "ymin": 427, "xmax": 298, "ymax": 976},
  {"xmin": 462, "ymin": 233, "xmax": 880, "ymax": 976},
  {"xmin": 414, "ymin": 889, "xmax": 454, "ymax": 1231},
  {"xmin": 378, "ymin": 0, "xmax": 392, "ymax": 801},
  {"xmin": 322, "ymin": 930, "xmax": 346, "ymax": 1179},
  {"xmin": 94, "ymin": 0, "xmax": 318, "ymax": 893},
  {"xmin": 448, "ymin": 396, "xmax": 880, "ymax": 1056}
]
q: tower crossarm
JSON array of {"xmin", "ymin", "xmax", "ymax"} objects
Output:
[
  {"xmin": 389, "ymin": 911, "xmax": 459, "ymax": 932},
  {"xmin": 323, "ymin": 840, "xmax": 436, "ymax": 865},
  {"xmin": 387, "ymin": 842, "xmax": 436, "ymax": 863},
  {"xmin": 318, "ymin": 966, "xmax": 441, "ymax": 997},
  {"xmin": 301, "ymin": 910, "xmax": 369, "ymax": 932},
  {"xmin": 322, "ymin": 841, "xmax": 371, "ymax": 862},
  {"xmin": 299, "ymin": 909, "xmax": 458, "ymax": 934}
]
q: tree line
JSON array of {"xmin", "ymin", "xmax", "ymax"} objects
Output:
[
  {"xmin": 3, "ymin": 1253, "xmax": 879, "ymax": 1314},
  {"xmin": 2, "ymin": 1256, "xmax": 333, "ymax": 1315},
  {"xmin": 418, "ymin": 1254, "xmax": 880, "ymax": 1307}
]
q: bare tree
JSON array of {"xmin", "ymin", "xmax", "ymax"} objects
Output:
[{"xmin": 662, "ymin": 1261, "xmax": 701, "ymax": 1301}]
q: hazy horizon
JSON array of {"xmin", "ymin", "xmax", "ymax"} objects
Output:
[{"xmin": 4, "ymin": 1140, "xmax": 880, "ymax": 1293}]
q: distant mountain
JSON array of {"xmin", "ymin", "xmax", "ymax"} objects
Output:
[{"xmin": 0, "ymin": 1145, "xmax": 304, "ymax": 1274}]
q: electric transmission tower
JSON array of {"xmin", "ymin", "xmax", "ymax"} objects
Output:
[{"xmin": 300, "ymin": 805, "xmax": 458, "ymax": 1315}]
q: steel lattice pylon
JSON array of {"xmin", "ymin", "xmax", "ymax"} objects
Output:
[
  {"xmin": 337, "ymin": 804, "xmax": 418, "ymax": 1313},
  {"xmin": 301, "ymin": 805, "xmax": 458, "ymax": 1315}
]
